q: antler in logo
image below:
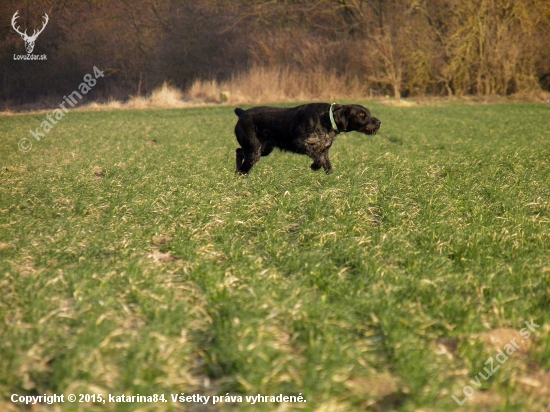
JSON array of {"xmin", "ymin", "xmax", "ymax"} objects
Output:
[{"xmin": 11, "ymin": 11, "xmax": 49, "ymax": 54}]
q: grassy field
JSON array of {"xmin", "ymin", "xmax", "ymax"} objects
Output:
[{"xmin": 1, "ymin": 102, "xmax": 549, "ymax": 411}]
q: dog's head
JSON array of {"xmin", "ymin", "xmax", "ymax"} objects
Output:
[{"xmin": 333, "ymin": 104, "xmax": 381, "ymax": 136}]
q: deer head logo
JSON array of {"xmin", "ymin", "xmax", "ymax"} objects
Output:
[{"xmin": 11, "ymin": 11, "xmax": 49, "ymax": 54}]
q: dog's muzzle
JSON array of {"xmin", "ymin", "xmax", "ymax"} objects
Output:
[{"xmin": 365, "ymin": 118, "xmax": 381, "ymax": 135}]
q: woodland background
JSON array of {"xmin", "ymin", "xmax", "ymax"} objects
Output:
[{"xmin": 1, "ymin": 0, "xmax": 550, "ymax": 108}]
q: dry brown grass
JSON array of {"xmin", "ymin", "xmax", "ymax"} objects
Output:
[
  {"xmin": 86, "ymin": 82, "xmax": 191, "ymax": 110},
  {"xmin": 191, "ymin": 65, "xmax": 371, "ymax": 104},
  {"xmin": 84, "ymin": 66, "xmax": 372, "ymax": 111}
]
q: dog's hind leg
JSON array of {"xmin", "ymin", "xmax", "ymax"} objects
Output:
[
  {"xmin": 237, "ymin": 147, "xmax": 261, "ymax": 175},
  {"xmin": 236, "ymin": 148, "xmax": 245, "ymax": 173},
  {"xmin": 261, "ymin": 144, "xmax": 274, "ymax": 157},
  {"xmin": 235, "ymin": 120, "xmax": 262, "ymax": 175},
  {"xmin": 236, "ymin": 143, "xmax": 272, "ymax": 175}
]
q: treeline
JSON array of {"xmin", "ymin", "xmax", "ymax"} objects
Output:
[{"xmin": 1, "ymin": 0, "xmax": 549, "ymax": 106}]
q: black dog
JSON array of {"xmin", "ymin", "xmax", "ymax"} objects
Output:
[{"xmin": 233, "ymin": 103, "xmax": 381, "ymax": 175}]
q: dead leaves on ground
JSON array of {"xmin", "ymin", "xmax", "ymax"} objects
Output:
[{"xmin": 147, "ymin": 249, "xmax": 179, "ymax": 264}]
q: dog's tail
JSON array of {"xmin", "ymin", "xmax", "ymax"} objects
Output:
[{"xmin": 234, "ymin": 108, "xmax": 245, "ymax": 117}]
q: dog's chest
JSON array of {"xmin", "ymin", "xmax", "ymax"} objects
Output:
[{"xmin": 302, "ymin": 128, "xmax": 336, "ymax": 152}]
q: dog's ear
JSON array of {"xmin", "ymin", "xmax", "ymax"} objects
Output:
[{"xmin": 332, "ymin": 104, "xmax": 351, "ymax": 132}]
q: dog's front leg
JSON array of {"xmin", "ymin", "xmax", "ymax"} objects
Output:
[
  {"xmin": 310, "ymin": 151, "xmax": 332, "ymax": 174},
  {"xmin": 319, "ymin": 151, "xmax": 332, "ymax": 174},
  {"xmin": 310, "ymin": 160, "xmax": 323, "ymax": 171},
  {"xmin": 322, "ymin": 156, "xmax": 332, "ymax": 174}
]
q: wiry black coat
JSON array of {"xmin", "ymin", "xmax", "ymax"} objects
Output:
[{"xmin": 233, "ymin": 103, "xmax": 381, "ymax": 175}]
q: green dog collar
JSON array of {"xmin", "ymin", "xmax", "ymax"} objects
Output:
[{"xmin": 329, "ymin": 103, "xmax": 338, "ymax": 132}]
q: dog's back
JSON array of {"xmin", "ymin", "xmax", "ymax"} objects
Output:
[
  {"xmin": 234, "ymin": 106, "xmax": 296, "ymax": 138},
  {"xmin": 234, "ymin": 106, "xmax": 292, "ymax": 119}
]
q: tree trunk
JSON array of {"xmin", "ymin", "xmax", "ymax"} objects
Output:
[{"xmin": 393, "ymin": 83, "xmax": 401, "ymax": 99}]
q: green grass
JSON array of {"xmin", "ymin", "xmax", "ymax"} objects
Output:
[{"xmin": 1, "ymin": 102, "xmax": 549, "ymax": 411}]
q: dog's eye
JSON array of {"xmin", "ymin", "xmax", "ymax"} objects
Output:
[{"xmin": 359, "ymin": 112, "xmax": 366, "ymax": 118}]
